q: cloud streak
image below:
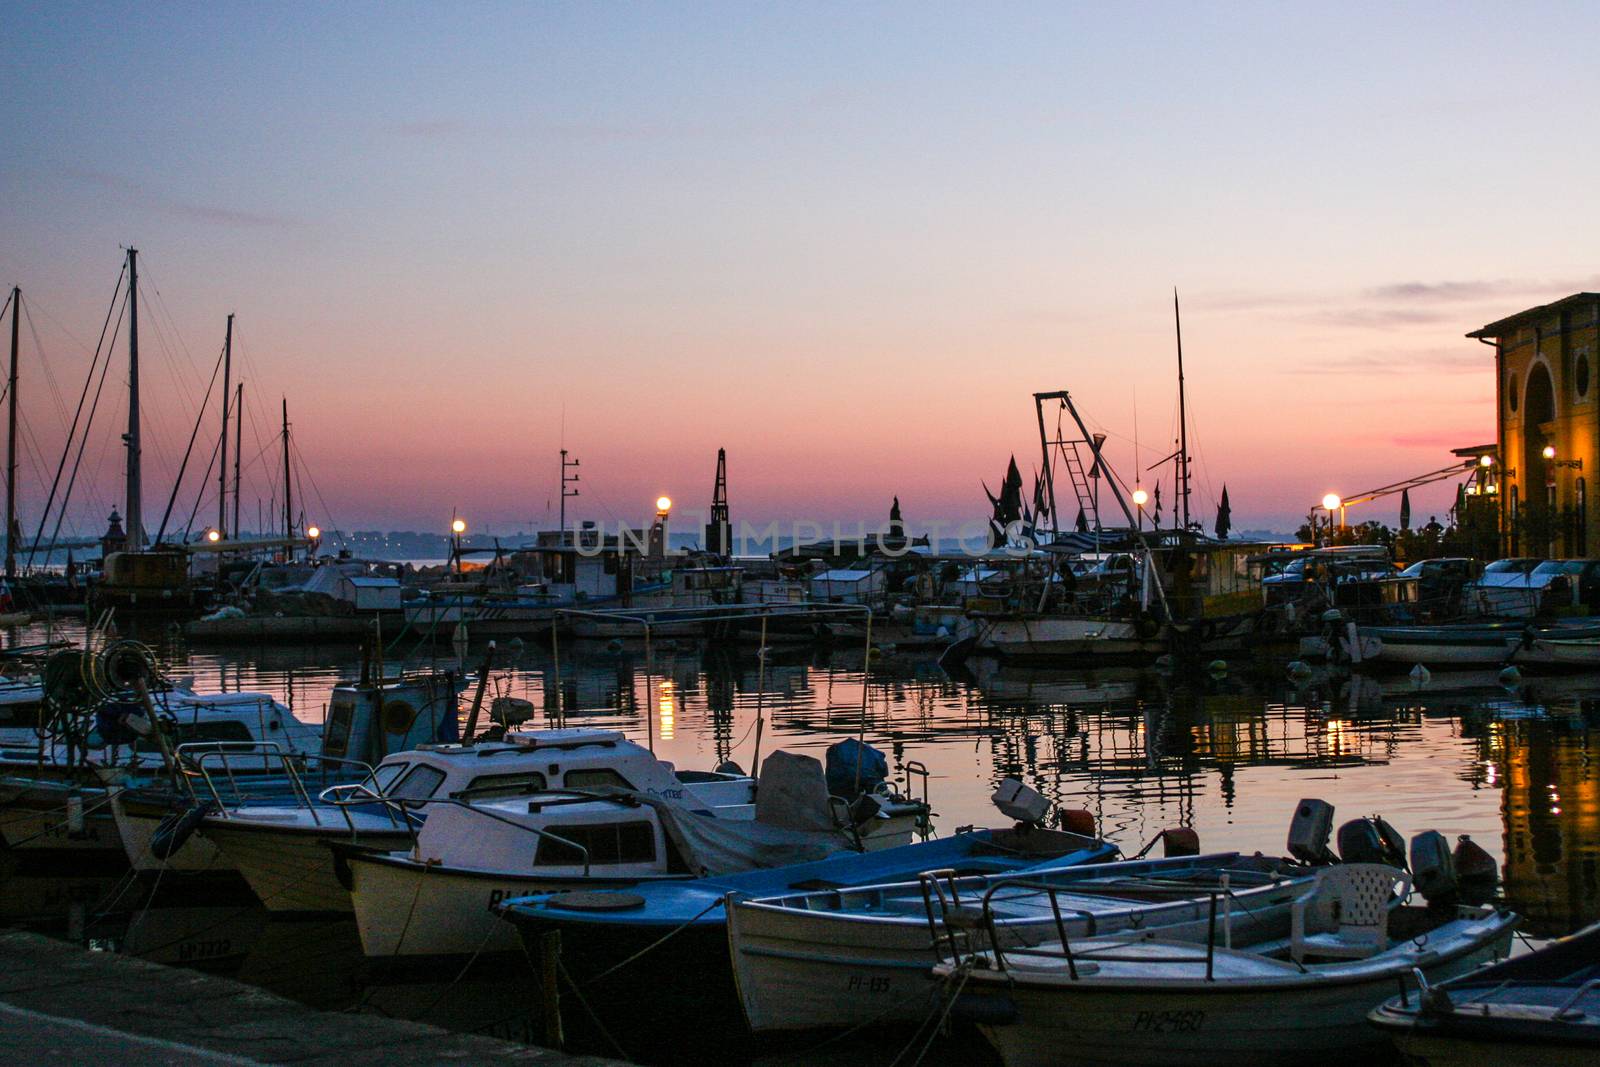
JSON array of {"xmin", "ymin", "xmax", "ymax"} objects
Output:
[{"xmin": 65, "ymin": 169, "xmax": 296, "ymax": 229}]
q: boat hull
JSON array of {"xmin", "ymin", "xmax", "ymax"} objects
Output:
[
  {"xmin": 202, "ymin": 819, "xmax": 411, "ymax": 913},
  {"xmin": 341, "ymin": 848, "xmax": 679, "ymax": 960},
  {"xmin": 112, "ymin": 792, "xmax": 232, "ymax": 873},
  {"xmin": 728, "ymin": 879, "xmax": 1301, "ymax": 1033},
  {"xmin": 960, "ymin": 922, "xmax": 1514, "ymax": 1066}
]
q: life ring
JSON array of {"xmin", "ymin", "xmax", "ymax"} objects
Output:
[{"xmin": 1135, "ymin": 614, "xmax": 1162, "ymax": 640}]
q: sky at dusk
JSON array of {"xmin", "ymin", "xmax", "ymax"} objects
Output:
[{"xmin": 4, "ymin": 3, "xmax": 1598, "ymax": 542}]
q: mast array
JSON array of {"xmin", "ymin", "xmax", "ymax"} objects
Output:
[{"xmin": 6, "ymin": 286, "xmax": 18, "ymax": 578}]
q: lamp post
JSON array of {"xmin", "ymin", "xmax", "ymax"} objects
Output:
[
  {"xmin": 451, "ymin": 517, "xmax": 466, "ymax": 577},
  {"xmin": 1132, "ymin": 488, "xmax": 1148, "ymax": 532},
  {"xmin": 1322, "ymin": 493, "xmax": 1343, "ymax": 543},
  {"xmin": 654, "ymin": 497, "xmax": 672, "ymax": 558}
]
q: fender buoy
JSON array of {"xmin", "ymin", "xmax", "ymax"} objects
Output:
[
  {"xmin": 149, "ymin": 800, "xmax": 214, "ymax": 861},
  {"xmin": 1135, "ymin": 614, "xmax": 1161, "ymax": 640}
]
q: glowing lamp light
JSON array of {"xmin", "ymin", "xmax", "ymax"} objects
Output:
[
  {"xmin": 206, "ymin": 529, "xmax": 221, "ymax": 543},
  {"xmin": 1132, "ymin": 488, "xmax": 1149, "ymax": 507},
  {"xmin": 451, "ymin": 518, "xmax": 467, "ymax": 535},
  {"xmin": 1543, "ymin": 445, "xmax": 1557, "ymax": 460},
  {"xmin": 656, "ymin": 496, "xmax": 673, "ymax": 513},
  {"xmin": 306, "ymin": 525, "xmax": 321, "ymax": 540},
  {"xmin": 1322, "ymin": 493, "xmax": 1342, "ymax": 512},
  {"xmin": 1479, "ymin": 454, "xmax": 1494, "ymax": 467}
]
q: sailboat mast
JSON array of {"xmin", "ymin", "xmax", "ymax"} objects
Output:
[
  {"xmin": 1174, "ymin": 288, "xmax": 1190, "ymax": 532},
  {"xmin": 218, "ymin": 314, "xmax": 232, "ymax": 537},
  {"xmin": 5, "ymin": 286, "xmax": 18, "ymax": 579},
  {"xmin": 281, "ymin": 397, "xmax": 293, "ymax": 547},
  {"xmin": 125, "ymin": 248, "xmax": 143, "ymax": 551},
  {"xmin": 232, "ymin": 381, "xmax": 243, "ymax": 537}
]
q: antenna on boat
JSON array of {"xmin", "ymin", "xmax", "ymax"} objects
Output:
[
  {"xmin": 1174, "ymin": 288, "xmax": 1191, "ymax": 533},
  {"xmin": 218, "ymin": 314, "xmax": 232, "ymax": 538}
]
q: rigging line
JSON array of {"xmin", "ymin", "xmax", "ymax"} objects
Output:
[
  {"xmin": 178, "ymin": 432, "xmax": 223, "ymax": 542},
  {"xmin": 132, "ymin": 287, "xmax": 191, "ymax": 477},
  {"xmin": 28, "ymin": 267, "xmax": 125, "ymax": 567},
  {"xmin": 154, "ymin": 339, "xmax": 227, "ymax": 544},
  {"xmin": 40, "ymin": 292, "xmax": 123, "ymax": 564},
  {"xmin": 136, "ymin": 259, "xmax": 205, "ymax": 384},
  {"xmin": 293, "ymin": 446, "xmax": 345, "ymax": 547},
  {"xmin": 21, "ymin": 302, "xmax": 71, "ymax": 430}
]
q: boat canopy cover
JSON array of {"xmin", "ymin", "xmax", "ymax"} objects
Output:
[{"xmin": 622, "ymin": 749, "xmax": 856, "ymax": 875}]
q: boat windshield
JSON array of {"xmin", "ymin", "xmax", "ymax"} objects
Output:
[
  {"xmin": 363, "ymin": 762, "xmax": 409, "ymax": 795},
  {"xmin": 1485, "ymin": 559, "xmax": 1542, "ymax": 574},
  {"xmin": 1533, "ymin": 560, "xmax": 1588, "ymax": 576}
]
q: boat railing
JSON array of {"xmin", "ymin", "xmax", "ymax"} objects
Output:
[
  {"xmin": 179, "ymin": 742, "xmax": 378, "ymax": 831},
  {"xmin": 924, "ymin": 872, "xmax": 1240, "ymax": 981},
  {"xmin": 901, "ymin": 760, "xmax": 930, "ymax": 839}
]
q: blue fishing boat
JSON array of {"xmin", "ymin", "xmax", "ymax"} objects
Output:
[
  {"xmin": 494, "ymin": 823, "xmax": 1116, "ymax": 1028},
  {"xmin": 1369, "ymin": 918, "xmax": 1600, "ymax": 1065}
]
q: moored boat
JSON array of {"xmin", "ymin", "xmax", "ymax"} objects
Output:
[
  {"xmin": 1369, "ymin": 918, "xmax": 1600, "ymax": 1066},
  {"xmin": 938, "ymin": 863, "xmax": 1517, "ymax": 1066}
]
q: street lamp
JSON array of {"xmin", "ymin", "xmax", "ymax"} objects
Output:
[
  {"xmin": 1132, "ymin": 487, "xmax": 1148, "ymax": 531},
  {"xmin": 1321, "ymin": 493, "xmax": 1344, "ymax": 543},
  {"xmin": 306, "ymin": 525, "xmax": 321, "ymax": 541},
  {"xmin": 451, "ymin": 517, "xmax": 467, "ymax": 576},
  {"xmin": 1479, "ymin": 454, "xmax": 1494, "ymax": 467},
  {"xmin": 1543, "ymin": 445, "xmax": 1557, "ymax": 461},
  {"xmin": 206, "ymin": 528, "xmax": 221, "ymax": 543},
  {"xmin": 652, "ymin": 497, "xmax": 673, "ymax": 559}
]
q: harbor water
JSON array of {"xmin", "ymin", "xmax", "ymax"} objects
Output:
[{"xmin": 4, "ymin": 622, "xmax": 1596, "ymax": 1063}]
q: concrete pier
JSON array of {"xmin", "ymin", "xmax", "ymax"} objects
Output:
[{"xmin": 0, "ymin": 930, "xmax": 622, "ymax": 1065}]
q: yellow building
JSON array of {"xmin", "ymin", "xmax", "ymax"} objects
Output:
[{"xmin": 1470, "ymin": 293, "xmax": 1600, "ymax": 556}]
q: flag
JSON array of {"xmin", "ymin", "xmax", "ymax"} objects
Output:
[
  {"xmin": 1075, "ymin": 507, "xmax": 1089, "ymax": 533},
  {"xmin": 1399, "ymin": 488, "xmax": 1412, "ymax": 531},
  {"xmin": 1153, "ymin": 483, "xmax": 1163, "ymax": 526},
  {"xmin": 1215, "ymin": 485, "xmax": 1232, "ymax": 540}
]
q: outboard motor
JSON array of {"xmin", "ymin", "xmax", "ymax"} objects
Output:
[
  {"xmin": 992, "ymin": 778, "xmax": 1051, "ymax": 826},
  {"xmin": 1410, "ymin": 830, "xmax": 1457, "ymax": 904},
  {"xmin": 1453, "ymin": 835, "xmax": 1500, "ymax": 903},
  {"xmin": 1288, "ymin": 798, "xmax": 1336, "ymax": 864},
  {"xmin": 1337, "ymin": 816, "xmax": 1407, "ymax": 869},
  {"xmin": 825, "ymin": 738, "xmax": 888, "ymax": 801}
]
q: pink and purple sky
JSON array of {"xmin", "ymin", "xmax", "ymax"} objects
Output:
[{"xmin": 3, "ymin": 4, "xmax": 1597, "ymax": 541}]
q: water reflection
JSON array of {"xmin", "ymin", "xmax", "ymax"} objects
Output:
[{"xmin": 4, "ymin": 620, "xmax": 1599, "ymax": 1057}]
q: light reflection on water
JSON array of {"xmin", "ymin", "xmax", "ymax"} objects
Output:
[
  {"xmin": 5, "ymin": 621, "xmax": 1600, "ymax": 1060},
  {"xmin": 15, "ymin": 620, "xmax": 1599, "ymax": 933}
]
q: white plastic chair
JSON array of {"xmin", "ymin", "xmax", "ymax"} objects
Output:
[{"xmin": 1290, "ymin": 863, "xmax": 1410, "ymax": 962}]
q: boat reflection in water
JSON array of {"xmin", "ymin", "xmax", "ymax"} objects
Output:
[{"xmin": 1, "ymin": 628, "xmax": 1598, "ymax": 1063}]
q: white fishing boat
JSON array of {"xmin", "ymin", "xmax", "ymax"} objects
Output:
[
  {"xmin": 0, "ymin": 685, "xmax": 321, "ymax": 864},
  {"xmin": 938, "ymin": 864, "xmax": 1517, "ymax": 1066},
  {"xmin": 200, "ymin": 734, "xmax": 598, "ymax": 914},
  {"xmin": 338, "ymin": 737, "xmax": 927, "ymax": 962},
  {"xmin": 727, "ymin": 851, "xmax": 1311, "ymax": 1033},
  {"xmin": 110, "ymin": 669, "xmax": 461, "ymax": 876}
]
